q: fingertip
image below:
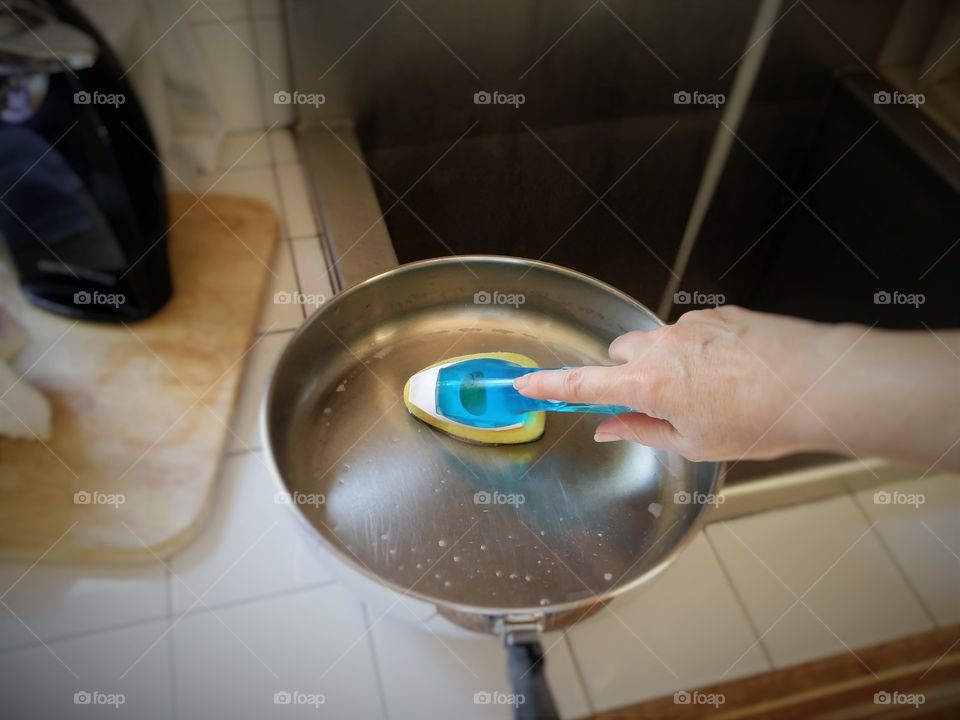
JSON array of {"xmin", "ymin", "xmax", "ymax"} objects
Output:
[{"xmin": 594, "ymin": 432, "xmax": 622, "ymax": 443}]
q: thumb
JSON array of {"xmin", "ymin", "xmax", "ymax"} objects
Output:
[
  {"xmin": 514, "ymin": 365, "xmax": 626, "ymax": 405},
  {"xmin": 594, "ymin": 413, "xmax": 680, "ymax": 452}
]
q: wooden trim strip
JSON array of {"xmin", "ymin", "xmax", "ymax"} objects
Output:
[{"xmin": 589, "ymin": 625, "xmax": 960, "ymax": 719}]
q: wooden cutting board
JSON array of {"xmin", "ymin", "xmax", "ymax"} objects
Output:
[{"xmin": 0, "ymin": 194, "xmax": 278, "ymax": 563}]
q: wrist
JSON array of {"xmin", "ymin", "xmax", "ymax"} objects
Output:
[{"xmin": 783, "ymin": 321, "xmax": 862, "ymax": 454}]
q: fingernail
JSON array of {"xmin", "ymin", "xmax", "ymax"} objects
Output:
[
  {"xmin": 513, "ymin": 376, "xmax": 528, "ymax": 390},
  {"xmin": 594, "ymin": 432, "xmax": 621, "ymax": 443}
]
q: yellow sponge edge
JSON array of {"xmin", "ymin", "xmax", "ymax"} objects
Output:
[{"xmin": 403, "ymin": 352, "xmax": 545, "ymax": 446}]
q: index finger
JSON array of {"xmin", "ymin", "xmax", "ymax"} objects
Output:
[{"xmin": 513, "ymin": 365, "xmax": 627, "ymax": 406}]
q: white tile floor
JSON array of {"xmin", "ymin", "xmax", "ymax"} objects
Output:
[{"xmin": 1, "ymin": 129, "xmax": 958, "ymax": 719}]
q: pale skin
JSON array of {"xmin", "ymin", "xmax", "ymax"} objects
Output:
[{"xmin": 513, "ymin": 306, "xmax": 960, "ymax": 471}]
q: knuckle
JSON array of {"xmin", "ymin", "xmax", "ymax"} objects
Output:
[{"xmin": 561, "ymin": 367, "xmax": 586, "ymax": 399}]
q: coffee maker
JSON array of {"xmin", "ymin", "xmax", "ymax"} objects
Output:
[{"xmin": 0, "ymin": 0, "xmax": 172, "ymax": 322}]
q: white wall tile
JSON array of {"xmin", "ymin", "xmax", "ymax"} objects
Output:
[
  {"xmin": 250, "ymin": 0, "xmax": 283, "ymax": 19},
  {"xmin": 276, "ymin": 164, "xmax": 318, "ymax": 238},
  {"xmin": 269, "ymin": 129, "xmax": 299, "ymax": 165},
  {"xmin": 291, "ymin": 237, "xmax": 334, "ymax": 316},
  {"xmin": 193, "ymin": 20, "xmax": 265, "ymax": 131},
  {"xmin": 227, "ymin": 330, "xmax": 292, "ymax": 452},
  {"xmin": 567, "ymin": 532, "xmax": 769, "ymax": 711},
  {"xmin": 168, "ymin": 452, "xmax": 331, "ymax": 614},
  {"xmin": 218, "ymin": 130, "xmax": 273, "ymax": 171},
  {"xmin": 192, "ymin": 165, "xmax": 281, "ymax": 220},
  {"xmin": 189, "ymin": 0, "xmax": 250, "ymax": 24},
  {"xmin": 706, "ymin": 495, "xmax": 933, "ymax": 669},
  {"xmin": 374, "ymin": 610, "xmax": 590, "ymax": 720},
  {"xmin": 0, "ymin": 620, "xmax": 174, "ymax": 718},
  {"xmin": 0, "ymin": 562, "xmax": 166, "ymax": 651},
  {"xmin": 255, "ymin": 18, "xmax": 294, "ymax": 127},
  {"xmin": 258, "ymin": 239, "xmax": 304, "ymax": 333},
  {"xmin": 174, "ymin": 587, "xmax": 382, "ymax": 719},
  {"xmin": 854, "ymin": 472, "xmax": 960, "ymax": 626}
]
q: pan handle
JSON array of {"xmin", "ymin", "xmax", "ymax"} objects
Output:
[{"xmin": 504, "ymin": 627, "xmax": 559, "ymax": 720}]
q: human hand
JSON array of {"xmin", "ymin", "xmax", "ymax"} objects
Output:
[{"xmin": 514, "ymin": 306, "xmax": 834, "ymax": 462}]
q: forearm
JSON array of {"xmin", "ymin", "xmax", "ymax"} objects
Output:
[{"xmin": 787, "ymin": 324, "xmax": 960, "ymax": 471}]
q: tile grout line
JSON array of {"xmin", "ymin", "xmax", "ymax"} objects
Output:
[
  {"xmin": 0, "ymin": 580, "xmax": 339, "ymax": 658},
  {"xmin": 165, "ymin": 563, "xmax": 181, "ymax": 720},
  {"xmin": 0, "ymin": 610, "xmax": 170, "ymax": 657},
  {"xmin": 271, "ymin": 167, "xmax": 306, "ymax": 324},
  {"xmin": 702, "ymin": 528, "xmax": 777, "ymax": 670},
  {"xmin": 170, "ymin": 579, "xmax": 339, "ymax": 620},
  {"xmin": 297, "ymin": 130, "xmax": 346, "ymax": 295},
  {"xmin": 847, "ymin": 489, "xmax": 941, "ymax": 629},
  {"xmin": 360, "ymin": 602, "xmax": 391, "ymax": 720},
  {"xmin": 562, "ymin": 632, "xmax": 596, "ymax": 716},
  {"xmin": 245, "ymin": 0, "xmax": 305, "ymax": 324}
]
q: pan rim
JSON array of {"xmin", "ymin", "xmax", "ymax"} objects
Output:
[{"xmin": 260, "ymin": 255, "xmax": 722, "ymax": 618}]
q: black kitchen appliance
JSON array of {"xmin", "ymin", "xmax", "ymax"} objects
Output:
[{"xmin": 0, "ymin": 0, "xmax": 171, "ymax": 322}]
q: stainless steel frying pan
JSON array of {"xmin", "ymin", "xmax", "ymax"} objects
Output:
[{"xmin": 262, "ymin": 256, "xmax": 721, "ymax": 718}]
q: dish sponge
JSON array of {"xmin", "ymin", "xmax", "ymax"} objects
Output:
[{"xmin": 403, "ymin": 351, "xmax": 545, "ymax": 445}]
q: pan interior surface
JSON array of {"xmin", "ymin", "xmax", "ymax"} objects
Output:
[{"xmin": 267, "ymin": 258, "xmax": 718, "ymax": 613}]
